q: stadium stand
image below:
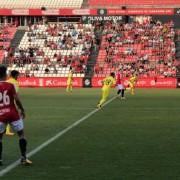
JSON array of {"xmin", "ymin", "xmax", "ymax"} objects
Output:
[
  {"xmin": 0, "ymin": 0, "xmax": 83, "ymax": 8},
  {"xmin": 7, "ymin": 23, "xmax": 95, "ymax": 77},
  {"xmin": 0, "ymin": 24, "xmax": 16, "ymax": 63},
  {"xmin": 89, "ymin": 0, "xmax": 180, "ymax": 7},
  {"xmin": 94, "ymin": 19, "xmax": 177, "ymax": 78},
  {"xmin": 176, "ymin": 29, "xmax": 180, "ymax": 77}
]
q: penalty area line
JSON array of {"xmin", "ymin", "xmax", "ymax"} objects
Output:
[{"xmin": 0, "ymin": 95, "xmax": 117, "ymax": 177}]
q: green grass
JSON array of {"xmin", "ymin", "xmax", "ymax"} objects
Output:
[{"xmin": 1, "ymin": 88, "xmax": 180, "ymax": 180}]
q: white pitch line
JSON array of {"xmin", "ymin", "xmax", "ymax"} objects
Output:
[
  {"xmin": 0, "ymin": 95, "xmax": 117, "ymax": 177},
  {"xmin": 28, "ymin": 107, "xmax": 94, "ymax": 110}
]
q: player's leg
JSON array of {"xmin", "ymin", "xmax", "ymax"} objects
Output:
[
  {"xmin": 117, "ymin": 89, "xmax": 121, "ymax": 95},
  {"xmin": 97, "ymin": 89, "xmax": 103, "ymax": 108},
  {"xmin": 98, "ymin": 88, "xmax": 109, "ymax": 107},
  {"xmin": 129, "ymin": 83, "xmax": 134, "ymax": 95},
  {"xmin": 17, "ymin": 130, "xmax": 32, "ymax": 165},
  {"xmin": 10, "ymin": 119, "xmax": 32, "ymax": 165},
  {"xmin": 0, "ymin": 122, "xmax": 6, "ymax": 165},
  {"xmin": 131, "ymin": 87, "xmax": 135, "ymax": 95},
  {"xmin": 66, "ymin": 83, "xmax": 73, "ymax": 93},
  {"xmin": 5, "ymin": 124, "xmax": 15, "ymax": 136},
  {"xmin": 131, "ymin": 84, "xmax": 135, "ymax": 95},
  {"xmin": 120, "ymin": 84, "xmax": 125, "ymax": 99},
  {"xmin": 70, "ymin": 83, "xmax": 73, "ymax": 92},
  {"xmin": 66, "ymin": 84, "xmax": 70, "ymax": 92},
  {"xmin": 117, "ymin": 85, "xmax": 121, "ymax": 96},
  {"xmin": 97, "ymin": 88, "xmax": 105, "ymax": 108},
  {"xmin": 121, "ymin": 88, "xmax": 125, "ymax": 99}
]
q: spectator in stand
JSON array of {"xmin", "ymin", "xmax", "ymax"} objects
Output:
[{"xmin": 4, "ymin": 49, "xmax": 8, "ymax": 64}]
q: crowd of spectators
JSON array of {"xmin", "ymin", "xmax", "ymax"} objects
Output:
[
  {"xmin": 4, "ymin": 19, "xmax": 179, "ymax": 78},
  {"xmin": 95, "ymin": 18, "xmax": 177, "ymax": 78},
  {"xmin": 0, "ymin": 23, "xmax": 16, "ymax": 62},
  {"xmin": 8, "ymin": 22, "xmax": 96, "ymax": 76}
]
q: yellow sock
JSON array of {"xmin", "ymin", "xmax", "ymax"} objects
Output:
[
  {"xmin": 66, "ymin": 86, "xmax": 70, "ymax": 92},
  {"xmin": 6, "ymin": 125, "xmax": 11, "ymax": 133},
  {"xmin": 131, "ymin": 88, "xmax": 135, "ymax": 95},
  {"xmin": 6, "ymin": 124, "xmax": 14, "ymax": 135},
  {"xmin": 70, "ymin": 86, "xmax": 72, "ymax": 92}
]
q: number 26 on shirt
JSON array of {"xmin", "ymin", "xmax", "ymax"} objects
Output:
[{"xmin": 0, "ymin": 90, "xmax": 10, "ymax": 107}]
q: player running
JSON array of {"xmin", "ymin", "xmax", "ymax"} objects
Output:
[
  {"xmin": 116, "ymin": 69, "xmax": 125, "ymax": 99},
  {"xmin": 127, "ymin": 73, "xmax": 137, "ymax": 95},
  {"xmin": 97, "ymin": 72, "xmax": 116, "ymax": 109},
  {"xmin": 0, "ymin": 65, "xmax": 32, "ymax": 166},
  {"xmin": 66, "ymin": 67, "xmax": 73, "ymax": 93},
  {"xmin": 6, "ymin": 70, "xmax": 20, "ymax": 136}
]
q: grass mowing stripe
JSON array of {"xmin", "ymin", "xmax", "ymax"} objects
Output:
[{"xmin": 0, "ymin": 95, "xmax": 117, "ymax": 177}]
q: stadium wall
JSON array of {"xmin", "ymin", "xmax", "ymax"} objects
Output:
[
  {"xmin": 18, "ymin": 77, "xmax": 177, "ymax": 88},
  {"xmin": 92, "ymin": 77, "xmax": 177, "ymax": 88},
  {"xmin": 0, "ymin": 8, "xmax": 175, "ymax": 16},
  {"xmin": 18, "ymin": 77, "xmax": 83, "ymax": 88},
  {"xmin": 0, "ymin": 8, "xmax": 179, "ymax": 26}
]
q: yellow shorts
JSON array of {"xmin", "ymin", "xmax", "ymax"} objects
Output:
[{"xmin": 67, "ymin": 81, "xmax": 72, "ymax": 86}]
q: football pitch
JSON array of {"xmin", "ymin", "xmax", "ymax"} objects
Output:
[{"xmin": 0, "ymin": 88, "xmax": 180, "ymax": 180}]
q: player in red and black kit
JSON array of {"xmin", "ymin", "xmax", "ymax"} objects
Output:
[
  {"xmin": 0, "ymin": 65, "xmax": 32, "ymax": 165},
  {"xmin": 116, "ymin": 69, "xmax": 125, "ymax": 99}
]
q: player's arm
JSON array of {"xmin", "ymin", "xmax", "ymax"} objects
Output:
[
  {"xmin": 14, "ymin": 94, "xmax": 25, "ymax": 119},
  {"xmin": 134, "ymin": 76, "xmax": 138, "ymax": 84}
]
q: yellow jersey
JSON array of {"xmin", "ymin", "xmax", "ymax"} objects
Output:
[
  {"xmin": 67, "ymin": 71, "xmax": 73, "ymax": 85},
  {"xmin": 7, "ymin": 78, "xmax": 19, "ymax": 93},
  {"xmin": 102, "ymin": 76, "xmax": 116, "ymax": 89},
  {"xmin": 129, "ymin": 75, "xmax": 137, "ymax": 84}
]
